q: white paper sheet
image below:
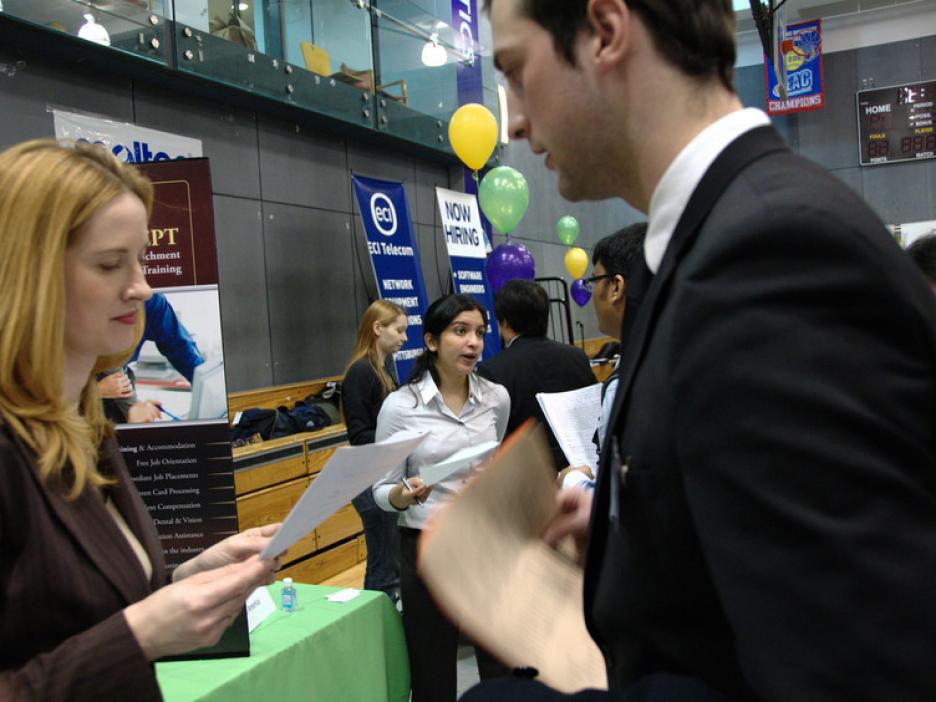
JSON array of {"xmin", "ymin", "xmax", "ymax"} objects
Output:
[
  {"xmin": 536, "ymin": 384, "xmax": 602, "ymax": 470},
  {"xmin": 419, "ymin": 440, "xmax": 499, "ymax": 486},
  {"xmin": 246, "ymin": 586, "xmax": 276, "ymax": 632},
  {"xmin": 326, "ymin": 588, "xmax": 361, "ymax": 603},
  {"xmin": 260, "ymin": 430, "xmax": 427, "ymax": 558}
]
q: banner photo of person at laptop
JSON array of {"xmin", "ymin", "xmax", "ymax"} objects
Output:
[{"xmin": 107, "ymin": 286, "xmax": 227, "ymax": 424}]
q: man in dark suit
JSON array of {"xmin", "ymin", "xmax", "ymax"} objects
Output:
[
  {"xmin": 478, "ymin": 279, "xmax": 596, "ymax": 470},
  {"xmin": 463, "ymin": 0, "xmax": 936, "ymax": 699},
  {"xmin": 907, "ymin": 233, "xmax": 936, "ymax": 292}
]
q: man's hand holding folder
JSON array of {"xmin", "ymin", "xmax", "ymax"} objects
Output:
[{"xmin": 418, "ymin": 421, "xmax": 607, "ymax": 693}]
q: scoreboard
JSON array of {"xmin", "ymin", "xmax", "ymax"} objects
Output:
[{"xmin": 857, "ymin": 80, "xmax": 935, "ymax": 166}]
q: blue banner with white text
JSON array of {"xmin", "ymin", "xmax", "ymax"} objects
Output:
[
  {"xmin": 451, "ymin": 0, "xmax": 482, "ymax": 107},
  {"xmin": 352, "ymin": 175, "xmax": 430, "ymax": 382},
  {"xmin": 435, "ymin": 187, "xmax": 500, "ymax": 360}
]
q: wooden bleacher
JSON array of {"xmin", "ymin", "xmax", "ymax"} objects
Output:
[
  {"xmin": 576, "ymin": 336, "xmax": 617, "ymax": 383},
  {"xmin": 229, "ymin": 377, "xmax": 365, "ymax": 584}
]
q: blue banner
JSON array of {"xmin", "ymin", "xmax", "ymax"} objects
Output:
[
  {"xmin": 451, "ymin": 0, "xmax": 494, "ymax": 249},
  {"xmin": 451, "ymin": 0, "xmax": 483, "ymax": 107},
  {"xmin": 352, "ymin": 175, "xmax": 431, "ymax": 383},
  {"xmin": 435, "ymin": 187, "xmax": 501, "ymax": 360},
  {"xmin": 765, "ymin": 18, "xmax": 824, "ymax": 116}
]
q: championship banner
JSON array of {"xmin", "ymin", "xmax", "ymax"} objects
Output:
[
  {"xmin": 117, "ymin": 158, "xmax": 248, "ymax": 658},
  {"xmin": 352, "ymin": 174, "xmax": 431, "ymax": 382},
  {"xmin": 435, "ymin": 187, "xmax": 500, "ymax": 360},
  {"xmin": 53, "ymin": 108, "xmax": 203, "ymax": 162},
  {"xmin": 765, "ymin": 19, "xmax": 824, "ymax": 116}
]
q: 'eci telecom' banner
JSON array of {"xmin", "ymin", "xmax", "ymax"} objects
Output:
[
  {"xmin": 765, "ymin": 18, "xmax": 824, "ymax": 116},
  {"xmin": 435, "ymin": 187, "xmax": 500, "ymax": 360},
  {"xmin": 352, "ymin": 174, "xmax": 430, "ymax": 382}
]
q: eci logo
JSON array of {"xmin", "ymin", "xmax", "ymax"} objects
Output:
[{"xmin": 370, "ymin": 193, "xmax": 397, "ymax": 236}]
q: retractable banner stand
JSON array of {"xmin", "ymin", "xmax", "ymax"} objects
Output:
[
  {"xmin": 118, "ymin": 158, "xmax": 248, "ymax": 659},
  {"xmin": 435, "ymin": 187, "xmax": 500, "ymax": 360},
  {"xmin": 352, "ymin": 175, "xmax": 431, "ymax": 382}
]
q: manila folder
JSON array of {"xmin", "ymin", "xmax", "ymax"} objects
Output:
[{"xmin": 418, "ymin": 422, "xmax": 608, "ymax": 693}]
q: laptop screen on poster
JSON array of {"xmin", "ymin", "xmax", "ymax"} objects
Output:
[{"xmin": 188, "ymin": 360, "xmax": 228, "ymax": 420}]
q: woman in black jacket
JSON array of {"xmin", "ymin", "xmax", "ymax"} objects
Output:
[{"xmin": 341, "ymin": 299, "xmax": 407, "ymax": 601}]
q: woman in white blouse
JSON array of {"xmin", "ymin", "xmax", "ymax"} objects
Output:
[{"xmin": 373, "ymin": 294, "xmax": 510, "ymax": 702}]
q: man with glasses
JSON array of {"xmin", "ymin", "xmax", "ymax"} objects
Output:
[
  {"xmin": 561, "ymin": 223, "xmax": 647, "ymax": 490},
  {"xmin": 907, "ymin": 233, "xmax": 936, "ymax": 293}
]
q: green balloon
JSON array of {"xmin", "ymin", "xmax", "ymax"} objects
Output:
[
  {"xmin": 478, "ymin": 166, "xmax": 529, "ymax": 234},
  {"xmin": 556, "ymin": 215, "xmax": 579, "ymax": 246}
]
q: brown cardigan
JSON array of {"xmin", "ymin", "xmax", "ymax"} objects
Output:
[{"xmin": 0, "ymin": 424, "xmax": 167, "ymax": 701}]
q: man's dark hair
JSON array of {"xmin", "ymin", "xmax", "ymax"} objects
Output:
[
  {"xmin": 907, "ymin": 234, "xmax": 936, "ymax": 284},
  {"xmin": 592, "ymin": 222, "xmax": 647, "ymax": 279},
  {"xmin": 484, "ymin": 0, "xmax": 736, "ymax": 92},
  {"xmin": 494, "ymin": 279, "xmax": 550, "ymax": 337}
]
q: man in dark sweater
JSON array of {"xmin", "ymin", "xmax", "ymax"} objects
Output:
[{"xmin": 477, "ymin": 279, "xmax": 596, "ymax": 470}]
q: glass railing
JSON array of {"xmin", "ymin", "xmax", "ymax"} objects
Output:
[
  {"xmin": 0, "ymin": 0, "xmax": 169, "ymax": 65},
  {"xmin": 0, "ymin": 0, "xmax": 501, "ymax": 160}
]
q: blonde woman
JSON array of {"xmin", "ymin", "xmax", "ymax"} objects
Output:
[
  {"xmin": 0, "ymin": 140, "xmax": 278, "ymax": 701},
  {"xmin": 341, "ymin": 299, "xmax": 407, "ymax": 601}
]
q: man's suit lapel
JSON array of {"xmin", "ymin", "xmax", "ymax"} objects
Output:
[
  {"xmin": 16, "ymin": 433, "xmax": 155, "ymax": 604},
  {"xmin": 584, "ymin": 126, "xmax": 789, "ymax": 602}
]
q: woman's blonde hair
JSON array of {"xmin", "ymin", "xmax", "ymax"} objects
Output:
[
  {"xmin": 0, "ymin": 139, "xmax": 153, "ymax": 499},
  {"xmin": 344, "ymin": 300, "xmax": 406, "ymax": 394}
]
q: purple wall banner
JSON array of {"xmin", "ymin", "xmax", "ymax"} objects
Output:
[
  {"xmin": 352, "ymin": 174, "xmax": 431, "ymax": 382},
  {"xmin": 435, "ymin": 187, "xmax": 501, "ymax": 360}
]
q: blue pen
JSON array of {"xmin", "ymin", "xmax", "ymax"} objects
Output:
[{"xmin": 159, "ymin": 406, "xmax": 183, "ymax": 422}]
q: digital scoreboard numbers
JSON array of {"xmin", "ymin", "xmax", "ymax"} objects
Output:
[{"xmin": 857, "ymin": 80, "xmax": 936, "ymax": 166}]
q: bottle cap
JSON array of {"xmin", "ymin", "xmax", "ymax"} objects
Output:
[{"xmin": 283, "ymin": 577, "xmax": 293, "ymax": 587}]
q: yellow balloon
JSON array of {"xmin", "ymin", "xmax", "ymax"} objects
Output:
[
  {"xmin": 564, "ymin": 247, "xmax": 588, "ymax": 279},
  {"xmin": 448, "ymin": 104, "xmax": 498, "ymax": 171}
]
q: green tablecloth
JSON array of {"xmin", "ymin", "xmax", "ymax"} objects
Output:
[{"xmin": 157, "ymin": 583, "xmax": 410, "ymax": 702}]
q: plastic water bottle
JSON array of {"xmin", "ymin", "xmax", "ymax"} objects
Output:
[{"xmin": 281, "ymin": 577, "xmax": 297, "ymax": 613}]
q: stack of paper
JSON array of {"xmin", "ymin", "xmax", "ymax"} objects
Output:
[{"xmin": 536, "ymin": 384, "xmax": 602, "ymax": 471}]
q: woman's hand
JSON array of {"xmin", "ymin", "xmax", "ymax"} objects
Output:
[
  {"xmin": 98, "ymin": 372, "xmax": 133, "ymax": 399},
  {"xmin": 172, "ymin": 524, "xmax": 281, "ymax": 582},
  {"xmin": 389, "ymin": 477, "xmax": 432, "ymax": 509},
  {"xmin": 127, "ymin": 401, "xmax": 162, "ymax": 423},
  {"xmin": 125, "ymin": 556, "xmax": 277, "ymax": 661}
]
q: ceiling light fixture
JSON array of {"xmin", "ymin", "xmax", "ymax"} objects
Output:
[
  {"xmin": 77, "ymin": 13, "xmax": 111, "ymax": 46},
  {"xmin": 421, "ymin": 33, "xmax": 447, "ymax": 67}
]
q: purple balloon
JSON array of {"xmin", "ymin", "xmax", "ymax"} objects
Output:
[
  {"xmin": 571, "ymin": 278, "xmax": 591, "ymax": 307},
  {"xmin": 486, "ymin": 242, "xmax": 536, "ymax": 293}
]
